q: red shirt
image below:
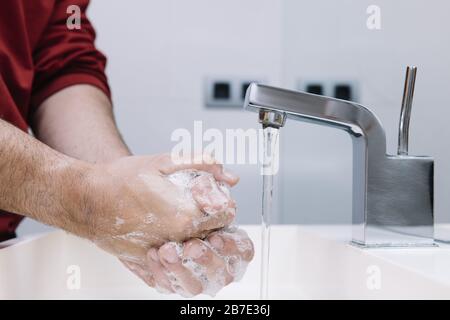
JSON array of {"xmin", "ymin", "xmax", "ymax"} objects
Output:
[{"xmin": 0, "ymin": 0, "xmax": 110, "ymax": 236}]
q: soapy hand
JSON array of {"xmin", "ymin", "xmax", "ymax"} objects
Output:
[
  {"xmin": 83, "ymin": 154, "xmax": 239, "ymax": 264},
  {"xmin": 121, "ymin": 227, "xmax": 254, "ymax": 297},
  {"xmin": 81, "ymin": 153, "xmax": 254, "ymax": 296}
]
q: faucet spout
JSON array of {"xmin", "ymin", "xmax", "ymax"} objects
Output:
[
  {"xmin": 245, "ymin": 83, "xmax": 387, "ymax": 155},
  {"xmin": 245, "ymin": 83, "xmax": 434, "ymax": 247}
]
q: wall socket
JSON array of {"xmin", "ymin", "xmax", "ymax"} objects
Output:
[
  {"xmin": 297, "ymin": 79, "xmax": 359, "ymax": 102},
  {"xmin": 204, "ymin": 77, "xmax": 265, "ymax": 108}
]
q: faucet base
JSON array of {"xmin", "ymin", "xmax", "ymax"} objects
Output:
[
  {"xmin": 352, "ymin": 155, "xmax": 434, "ymax": 248},
  {"xmin": 351, "ymin": 224, "xmax": 435, "ymax": 248},
  {"xmin": 350, "ymin": 240, "xmax": 437, "ymax": 248}
]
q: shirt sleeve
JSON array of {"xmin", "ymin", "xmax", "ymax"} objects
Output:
[{"xmin": 31, "ymin": 0, "xmax": 111, "ymax": 112}]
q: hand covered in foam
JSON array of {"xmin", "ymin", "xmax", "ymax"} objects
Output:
[
  {"xmin": 121, "ymin": 227, "xmax": 254, "ymax": 297},
  {"xmin": 84, "ymin": 154, "xmax": 238, "ymax": 264}
]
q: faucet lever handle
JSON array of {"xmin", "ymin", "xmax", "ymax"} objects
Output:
[{"xmin": 398, "ymin": 66, "xmax": 417, "ymax": 155}]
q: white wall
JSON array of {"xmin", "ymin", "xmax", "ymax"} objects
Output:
[{"xmin": 18, "ymin": 0, "xmax": 450, "ymax": 237}]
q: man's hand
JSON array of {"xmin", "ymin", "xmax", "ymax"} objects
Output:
[
  {"xmin": 81, "ymin": 154, "xmax": 254, "ymax": 297},
  {"xmin": 82, "ymin": 154, "xmax": 240, "ymax": 265},
  {"xmin": 121, "ymin": 227, "xmax": 254, "ymax": 297}
]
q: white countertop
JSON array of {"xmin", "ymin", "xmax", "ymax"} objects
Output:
[{"xmin": 1, "ymin": 225, "xmax": 450, "ymax": 299}]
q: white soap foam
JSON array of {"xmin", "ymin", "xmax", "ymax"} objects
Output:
[
  {"xmin": 167, "ymin": 169, "xmax": 232, "ymax": 217},
  {"xmin": 114, "ymin": 217, "xmax": 125, "ymax": 227},
  {"xmin": 166, "ymin": 271, "xmax": 193, "ymax": 298},
  {"xmin": 226, "ymin": 255, "xmax": 248, "ymax": 282},
  {"xmin": 143, "ymin": 213, "xmax": 156, "ymax": 224},
  {"xmin": 167, "ymin": 169, "xmax": 200, "ymax": 187},
  {"xmin": 113, "ymin": 231, "xmax": 148, "ymax": 247}
]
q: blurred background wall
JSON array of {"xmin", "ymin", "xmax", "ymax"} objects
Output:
[{"xmin": 18, "ymin": 0, "xmax": 450, "ymax": 240}]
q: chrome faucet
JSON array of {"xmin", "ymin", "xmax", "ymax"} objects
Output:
[{"xmin": 244, "ymin": 67, "xmax": 434, "ymax": 247}]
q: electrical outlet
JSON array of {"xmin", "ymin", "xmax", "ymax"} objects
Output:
[
  {"xmin": 204, "ymin": 77, "xmax": 265, "ymax": 108},
  {"xmin": 305, "ymin": 83, "xmax": 325, "ymax": 95},
  {"xmin": 297, "ymin": 79, "xmax": 359, "ymax": 102}
]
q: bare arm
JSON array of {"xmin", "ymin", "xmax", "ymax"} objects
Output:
[
  {"xmin": 0, "ymin": 119, "xmax": 91, "ymax": 237},
  {"xmin": 31, "ymin": 84, "xmax": 131, "ymax": 163},
  {"xmin": 0, "ymin": 116, "xmax": 237, "ymax": 252}
]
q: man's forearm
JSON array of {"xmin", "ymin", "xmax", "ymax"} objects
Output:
[
  {"xmin": 32, "ymin": 84, "xmax": 131, "ymax": 163},
  {"xmin": 0, "ymin": 119, "xmax": 91, "ymax": 237}
]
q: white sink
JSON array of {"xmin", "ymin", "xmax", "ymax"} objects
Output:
[{"xmin": 1, "ymin": 225, "xmax": 450, "ymax": 299}]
